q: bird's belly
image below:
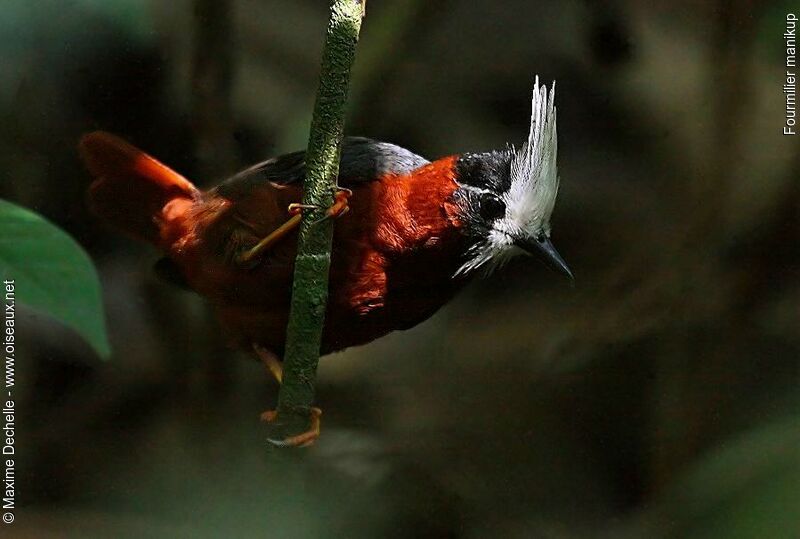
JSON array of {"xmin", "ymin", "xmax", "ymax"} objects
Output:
[
  {"xmin": 213, "ymin": 267, "xmax": 461, "ymax": 358},
  {"xmin": 321, "ymin": 283, "xmax": 457, "ymax": 355}
]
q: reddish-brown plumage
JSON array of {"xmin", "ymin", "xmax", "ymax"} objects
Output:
[
  {"xmin": 80, "ymin": 132, "xmax": 472, "ymax": 357},
  {"xmin": 80, "ymin": 131, "xmax": 199, "ymax": 245}
]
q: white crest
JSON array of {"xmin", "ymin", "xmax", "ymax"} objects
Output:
[
  {"xmin": 506, "ymin": 76, "xmax": 559, "ymax": 235},
  {"xmin": 456, "ymin": 77, "xmax": 560, "ymax": 276}
]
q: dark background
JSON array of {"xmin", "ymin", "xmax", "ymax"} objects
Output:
[{"xmin": 3, "ymin": 0, "xmax": 799, "ymax": 537}]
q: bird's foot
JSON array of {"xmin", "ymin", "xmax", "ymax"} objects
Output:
[
  {"xmin": 288, "ymin": 187, "xmax": 351, "ymax": 223},
  {"xmin": 261, "ymin": 407, "xmax": 322, "ymax": 448},
  {"xmin": 235, "ymin": 189, "xmax": 350, "ymax": 265}
]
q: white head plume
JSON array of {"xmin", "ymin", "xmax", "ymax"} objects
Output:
[{"xmin": 505, "ymin": 76, "xmax": 559, "ymax": 238}]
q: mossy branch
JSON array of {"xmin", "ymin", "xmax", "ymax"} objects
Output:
[{"xmin": 267, "ymin": 0, "xmax": 364, "ymax": 445}]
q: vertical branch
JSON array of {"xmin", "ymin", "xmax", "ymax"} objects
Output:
[{"xmin": 268, "ymin": 0, "xmax": 364, "ymax": 442}]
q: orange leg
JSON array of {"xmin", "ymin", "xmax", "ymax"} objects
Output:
[
  {"xmin": 236, "ymin": 188, "xmax": 351, "ymax": 266},
  {"xmin": 254, "ymin": 343, "xmax": 283, "ymax": 383},
  {"xmin": 253, "ymin": 343, "xmax": 322, "ymax": 448}
]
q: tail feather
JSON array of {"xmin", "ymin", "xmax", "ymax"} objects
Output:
[{"xmin": 79, "ymin": 131, "xmax": 199, "ymax": 245}]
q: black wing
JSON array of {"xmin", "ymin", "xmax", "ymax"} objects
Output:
[{"xmin": 216, "ymin": 137, "xmax": 429, "ymax": 198}]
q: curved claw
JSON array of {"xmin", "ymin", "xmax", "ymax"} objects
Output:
[{"xmin": 261, "ymin": 407, "xmax": 322, "ymax": 448}]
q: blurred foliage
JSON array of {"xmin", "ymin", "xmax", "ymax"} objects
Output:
[
  {"xmin": 657, "ymin": 414, "xmax": 800, "ymax": 539},
  {"xmin": 1, "ymin": 0, "xmax": 798, "ymax": 537},
  {"xmin": 0, "ymin": 199, "xmax": 109, "ymax": 358}
]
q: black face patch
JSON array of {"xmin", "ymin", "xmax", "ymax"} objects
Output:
[
  {"xmin": 479, "ymin": 196, "xmax": 506, "ymax": 221},
  {"xmin": 451, "ymin": 150, "xmax": 514, "ymax": 242},
  {"xmin": 454, "ymin": 149, "xmax": 513, "ymax": 193}
]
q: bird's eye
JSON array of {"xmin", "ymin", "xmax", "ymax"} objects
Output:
[{"xmin": 479, "ymin": 197, "xmax": 506, "ymax": 221}]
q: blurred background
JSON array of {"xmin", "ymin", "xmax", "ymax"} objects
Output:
[{"xmin": 2, "ymin": 0, "xmax": 799, "ymax": 537}]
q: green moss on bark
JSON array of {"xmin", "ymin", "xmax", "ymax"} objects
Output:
[{"xmin": 268, "ymin": 0, "xmax": 364, "ymax": 443}]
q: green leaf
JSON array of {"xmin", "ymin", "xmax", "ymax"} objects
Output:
[
  {"xmin": 660, "ymin": 415, "xmax": 800, "ymax": 539},
  {"xmin": 0, "ymin": 199, "xmax": 110, "ymax": 358}
]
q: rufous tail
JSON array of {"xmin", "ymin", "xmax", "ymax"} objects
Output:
[{"xmin": 79, "ymin": 131, "xmax": 199, "ymax": 246}]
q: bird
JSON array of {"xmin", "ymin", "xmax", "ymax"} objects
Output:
[{"xmin": 79, "ymin": 77, "xmax": 570, "ymax": 446}]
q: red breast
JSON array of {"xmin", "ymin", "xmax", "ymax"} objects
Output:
[{"xmin": 207, "ymin": 156, "xmax": 470, "ymax": 355}]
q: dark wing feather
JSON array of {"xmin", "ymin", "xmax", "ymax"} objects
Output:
[{"xmin": 216, "ymin": 137, "xmax": 429, "ymax": 198}]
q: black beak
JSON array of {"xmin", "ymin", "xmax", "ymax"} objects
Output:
[{"xmin": 516, "ymin": 236, "xmax": 574, "ymax": 280}]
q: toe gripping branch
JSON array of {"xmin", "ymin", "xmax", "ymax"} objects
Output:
[
  {"xmin": 236, "ymin": 188, "xmax": 351, "ymax": 266},
  {"xmin": 254, "ymin": 344, "xmax": 322, "ymax": 448}
]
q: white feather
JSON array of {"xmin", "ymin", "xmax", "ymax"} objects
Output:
[{"xmin": 506, "ymin": 76, "xmax": 559, "ymax": 235}]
